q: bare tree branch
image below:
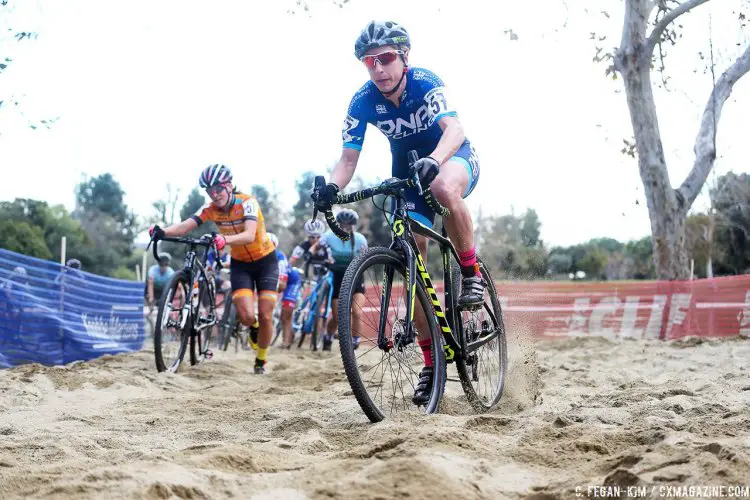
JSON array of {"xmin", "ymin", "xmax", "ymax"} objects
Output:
[
  {"xmin": 677, "ymin": 44, "xmax": 750, "ymax": 209},
  {"xmin": 646, "ymin": 0, "xmax": 711, "ymax": 55}
]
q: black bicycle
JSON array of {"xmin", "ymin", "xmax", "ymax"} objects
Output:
[
  {"xmin": 311, "ymin": 151, "xmax": 507, "ymax": 422},
  {"xmin": 148, "ymin": 231, "xmax": 221, "ymax": 372}
]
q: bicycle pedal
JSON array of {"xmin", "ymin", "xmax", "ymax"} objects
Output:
[{"xmin": 458, "ymin": 302, "xmax": 483, "ymax": 312}]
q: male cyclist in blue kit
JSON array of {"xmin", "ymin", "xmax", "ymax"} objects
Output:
[
  {"xmin": 267, "ymin": 233, "xmax": 302, "ymax": 349},
  {"xmin": 320, "ymin": 209, "xmax": 368, "ymax": 351},
  {"xmin": 313, "ymin": 21, "xmax": 484, "ymax": 404}
]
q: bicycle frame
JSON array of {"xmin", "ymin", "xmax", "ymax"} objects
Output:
[
  {"xmin": 301, "ymin": 270, "xmax": 334, "ymax": 333},
  {"xmin": 376, "ymin": 194, "xmax": 463, "ymax": 361},
  {"xmin": 391, "ymin": 206, "xmax": 501, "ymax": 360},
  {"xmin": 150, "ymin": 235, "xmax": 219, "ymax": 354}
]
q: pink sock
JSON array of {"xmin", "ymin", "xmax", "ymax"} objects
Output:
[
  {"xmin": 418, "ymin": 338, "xmax": 433, "ymax": 368},
  {"xmin": 458, "ymin": 247, "xmax": 481, "ymax": 277}
]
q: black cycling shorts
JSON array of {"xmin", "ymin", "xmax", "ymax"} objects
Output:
[
  {"xmin": 230, "ymin": 251, "xmax": 279, "ymax": 299},
  {"xmin": 332, "ymin": 268, "xmax": 365, "ymax": 300}
]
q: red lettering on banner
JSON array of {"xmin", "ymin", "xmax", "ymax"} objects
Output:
[{"xmin": 360, "ymin": 277, "xmax": 750, "ymax": 340}]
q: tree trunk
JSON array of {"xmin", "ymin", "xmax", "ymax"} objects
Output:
[
  {"xmin": 615, "ymin": 1, "xmax": 690, "ymax": 280},
  {"xmin": 615, "ymin": 0, "xmax": 750, "ymax": 280}
]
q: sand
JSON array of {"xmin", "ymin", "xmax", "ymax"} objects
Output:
[{"xmin": 1, "ymin": 334, "xmax": 749, "ymax": 499}]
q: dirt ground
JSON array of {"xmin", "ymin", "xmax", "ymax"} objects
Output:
[{"xmin": 1, "ymin": 334, "xmax": 749, "ymax": 499}]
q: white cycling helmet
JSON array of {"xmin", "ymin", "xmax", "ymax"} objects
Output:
[{"xmin": 304, "ymin": 219, "xmax": 326, "ymax": 237}]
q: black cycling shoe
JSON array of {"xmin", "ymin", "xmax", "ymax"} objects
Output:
[
  {"xmin": 412, "ymin": 366, "xmax": 434, "ymax": 406},
  {"xmin": 458, "ymin": 275, "xmax": 485, "ymax": 308},
  {"xmin": 253, "ymin": 358, "xmax": 266, "ymax": 375},
  {"xmin": 322, "ymin": 334, "xmax": 333, "ymax": 352}
]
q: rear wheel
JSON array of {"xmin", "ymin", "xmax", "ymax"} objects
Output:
[
  {"xmin": 190, "ymin": 275, "xmax": 216, "ymax": 366},
  {"xmin": 338, "ymin": 247, "xmax": 446, "ymax": 423},
  {"xmin": 454, "ymin": 257, "xmax": 508, "ymax": 412},
  {"xmin": 154, "ymin": 271, "xmax": 191, "ymax": 373}
]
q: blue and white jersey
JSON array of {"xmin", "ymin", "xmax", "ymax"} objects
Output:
[
  {"xmin": 320, "ymin": 230, "xmax": 368, "ymax": 273},
  {"xmin": 341, "ymin": 67, "xmax": 471, "ymax": 178},
  {"xmin": 276, "ymin": 249, "xmax": 301, "ymax": 285}
]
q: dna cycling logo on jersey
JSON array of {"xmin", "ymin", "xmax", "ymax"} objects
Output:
[
  {"xmin": 376, "ymin": 105, "xmax": 431, "ymax": 139},
  {"xmin": 375, "ymin": 87, "xmax": 453, "ymax": 140}
]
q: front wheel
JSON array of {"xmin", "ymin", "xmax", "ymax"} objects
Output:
[
  {"xmin": 338, "ymin": 247, "xmax": 446, "ymax": 423},
  {"xmin": 454, "ymin": 257, "xmax": 508, "ymax": 412},
  {"xmin": 154, "ymin": 270, "xmax": 191, "ymax": 373}
]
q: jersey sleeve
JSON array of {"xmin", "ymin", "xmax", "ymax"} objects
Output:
[
  {"xmin": 190, "ymin": 203, "xmax": 213, "ymax": 226},
  {"xmin": 291, "ymin": 245, "xmax": 305, "ymax": 260},
  {"xmin": 319, "ymin": 234, "xmax": 335, "ymax": 262},
  {"xmin": 242, "ymin": 197, "xmax": 259, "ymax": 222},
  {"xmin": 342, "ymin": 85, "xmax": 370, "ymax": 151},
  {"xmin": 416, "ymin": 69, "xmax": 458, "ymax": 126},
  {"xmin": 277, "ymin": 254, "xmax": 289, "ymax": 284}
]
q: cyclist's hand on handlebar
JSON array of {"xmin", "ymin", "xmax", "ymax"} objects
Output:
[
  {"xmin": 312, "ymin": 182, "xmax": 339, "ymax": 210},
  {"xmin": 410, "ymin": 156, "xmax": 440, "ymax": 188},
  {"xmin": 149, "ymin": 225, "xmax": 165, "ymax": 240},
  {"xmin": 214, "ymin": 234, "xmax": 227, "ymax": 250}
]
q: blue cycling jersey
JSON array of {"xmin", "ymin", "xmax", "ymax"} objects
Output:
[
  {"xmin": 342, "ymin": 67, "xmax": 471, "ymax": 178},
  {"xmin": 275, "ymin": 249, "xmax": 300, "ymax": 284},
  {"xmin": 321, "ymin": 231, "xmax": 368, "ymax": 273}
]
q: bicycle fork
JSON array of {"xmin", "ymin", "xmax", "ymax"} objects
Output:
[{"xmin": 377, "ymin": 244, "xmax": 418, "ymax": 351}]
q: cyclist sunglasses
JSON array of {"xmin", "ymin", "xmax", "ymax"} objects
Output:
[
  {"xmin": 206, "ymin": 184, "xmax": 228, "ymax": 196},
  {"xmin": 361, "ymin": 50, "xmax": 404, "ymax": 70}
]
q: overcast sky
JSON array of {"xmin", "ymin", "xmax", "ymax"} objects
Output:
[{"xmin": 1, "ymin": 0, "xmax": 748, "ymax": 247}]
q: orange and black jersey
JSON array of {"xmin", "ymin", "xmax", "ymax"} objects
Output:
[{"xmin": 191, "ymin": 192, "xmax": 274, "ymax": 263}]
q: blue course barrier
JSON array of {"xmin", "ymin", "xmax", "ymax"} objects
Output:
[{"xmin": 0, "ymin": 248, "xmax": 145, "ymax": 367}]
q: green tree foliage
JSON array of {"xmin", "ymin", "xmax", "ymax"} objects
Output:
[
  {"xmin": 520, "ymin": 208, "xmax": 541, "ymax": 248},
  {"xmin": 0, "ymin": 199, "xmax": 87, "ymax": 263},
  {"xmin": 179, "ymin": 188, "xmax": 207, "ymax": 221},
  {"xmin": 8, "ymin": 167, "xmax": 747, "ymax": 283},
  {"xmin": 577, "ymin": 247, "xmax": 608, "ymax": 279},
  {"xmin": 711, "ymin": 172, "xmax": 750, "ymax": 275},
  {"xmin": 71, "ymin": 173, "xmax": 137, "ymax": 275},
  {"xmin": 477, "ymin": 208, "xmax": 548, "ymax": 279},
  {"xmin": 0, "ymin": 219, "xmax": 52, "ymax": 260},
  {"xmin": 76, "ymin": 173, "xmax": 129, "ymax": 224}
]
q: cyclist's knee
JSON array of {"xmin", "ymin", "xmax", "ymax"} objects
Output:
[
  {"xmin": 432, "ymin": 163, "xmax": 468, "ymax": 204},
  {"xmin": 258, "ymin": 309, "xmax": 273, "ymax": 325},
  {"xmin": 237, "ymin": 308, "xmax": 255, "ymax": 326}
]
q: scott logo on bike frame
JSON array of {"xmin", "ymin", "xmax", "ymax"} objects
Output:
[{"xmin": 415, "ymin": 254, "xmax": 455, "ymax": 362}]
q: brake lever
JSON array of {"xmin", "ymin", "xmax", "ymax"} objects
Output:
[{"xmin": 407, "ymin": 150, "xmax": 424, "ymax": 196}]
